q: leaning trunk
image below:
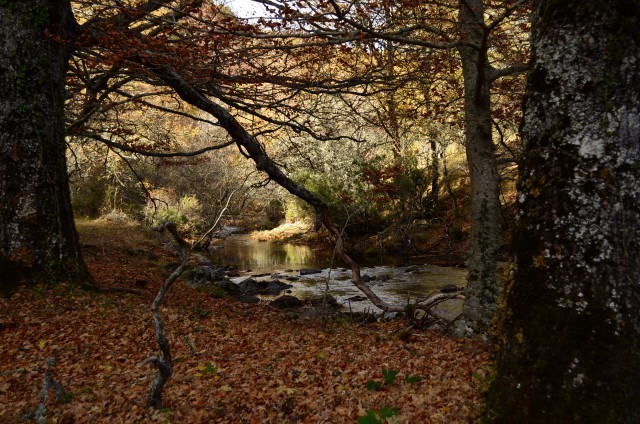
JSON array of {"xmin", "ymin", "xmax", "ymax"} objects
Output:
[
  {"xmin": 488, "ymin": 2, "xmax": 640, "ymax": 421},
  {"xmin": 456, "ymin": 0, "xmax": 501, "ymax": 334},
  {"xmin": 0, "ymin": 1, "xmax": 90, "ymax": 292}
]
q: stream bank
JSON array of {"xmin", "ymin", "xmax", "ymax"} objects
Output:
[{"xmin": 205, "ymin": 233, "xmax": 467, "ymax": 316}]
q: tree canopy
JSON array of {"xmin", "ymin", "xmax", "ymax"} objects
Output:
[{"xmin": 3, "ymin": 0, "xmax": 639, "ymax": 420}]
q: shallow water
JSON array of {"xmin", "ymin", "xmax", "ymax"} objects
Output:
[{"xmin": 208, "ymin": 234, "xmax": 466, "ymax": 314}]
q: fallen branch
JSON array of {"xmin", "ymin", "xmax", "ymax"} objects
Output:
[
  {"xmin": 419, "ymin": 293, "xmax": 465, "ymax": 310},
  {"xmin": 143, "ymin": 222, "xmax": 190, "ymax": 409},
  {"xmin": 97, "ymin": 286, "xmax": 145, "ymax": 295},
  {"xmin": 408, "ymin": 293, "xmax": 466, "ymax": 331},
  {"xmin": 184, "ymin": 335, "xmax": 198, "ymax": 357},
  {"xmin": 35, "ymin": 358, "xmax": 66, "ymax": 424},
  {"xmin": 141, "ymin": 189, "xmax": 238, "ymax": 409}
]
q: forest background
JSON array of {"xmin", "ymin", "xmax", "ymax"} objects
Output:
[
  {"xmin": 2, "ymin": 0, "xmax": 638, "ymax": 422},
  {"xmin": 67, "ymin": 0, "xmax": 524, "ymax": 276}
]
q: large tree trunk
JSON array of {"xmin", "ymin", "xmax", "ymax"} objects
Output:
[
  {"xmin": 0, "ymin": 1, "xmax": 90, "ymax": 293},
  {"xmin": 488, "ymin": 2, "xmax": 640, "ymax": 421},
  {"xmin": 456, "ymin": 0, "xmax": 501, "ymax": 334}
]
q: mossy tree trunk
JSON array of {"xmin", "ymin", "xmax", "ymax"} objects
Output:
[
  {"xmin": 456, "ymin": 0, "xmax": 502, "ymax": 335},
  {"xmin": 0, "ymin": 1, "xmax": 91, "ymax": 293},
  {"xmin": 488, "ymin": 1, "xmax": 640, "ymax": 421}
]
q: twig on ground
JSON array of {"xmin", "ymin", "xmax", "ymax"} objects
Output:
[
  {"xmin": 98, "ymin": 286, "xmax": 145, "ymax": 295},
  {"xmin": 184, "ymin": 335, "xmax": 198, "ymax": 357},
  {"xmin": 35, "ymin": 357, "xmax": 66, "ymax": 424}
]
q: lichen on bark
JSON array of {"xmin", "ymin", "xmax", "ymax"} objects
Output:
[
  {"xmin": 0, "ymin": 1, "xmax": 91, "ymax": 293},
  {"xmin": 487, "ymin": 2, "xmax": 640, "ymax": 422},
  {"xmin": 455, "ymin": 0, "xmax": 502, "ymax": 336}
]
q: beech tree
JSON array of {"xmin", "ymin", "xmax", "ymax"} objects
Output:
[
  {"xmin": 0, "ymin": 0, "xmax": 205, "ymax": 292},
  {"xmin": 0, "ymin": 1, "xmax": 91, "ymax": 291},
  {"xmin": 488, "ymin": 1, "xmax": 640, "ymax": 421}
]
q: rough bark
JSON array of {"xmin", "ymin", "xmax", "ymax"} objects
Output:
[
  {"xmin": 0, "ymin": 1, "xmax": 91, "ymax": 293},
  {"xmin": 488, "ymin": 2, "xmax": 640, "ymax": 422},
  {"xmin": 456, "ymin": 0, "xmax": 502, "ymax": 334}
]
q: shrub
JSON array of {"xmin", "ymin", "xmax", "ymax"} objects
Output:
[{"xmin": 144, "ymin": 189, "xmax": 203, "ymax": 235}]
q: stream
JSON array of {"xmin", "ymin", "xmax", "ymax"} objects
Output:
[{"xmin": 208, "ymin": 234, "xmax": 467, "ymax": 315}]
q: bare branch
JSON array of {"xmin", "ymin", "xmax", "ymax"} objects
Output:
[
  {"xmin": 144, "ymin": 222, "xmax": 190, "ymax": 409},
  {"xmin": 78, "ymin": 131, "xmax": 234, "ymax": 157},
  {"xmin": 485, "ymin": 0, "xmax": 530, "ymax": 32},
  {"xmin": 488, "ymin": 62, "xmax": 530, "ymax": 82},
  {"xmin": 193, "ymin": 186, "xmax": 241, "ymax": 249},
  {"xmin": 35, "ymin": 357, "xmax": 65, "ymax": 424}
]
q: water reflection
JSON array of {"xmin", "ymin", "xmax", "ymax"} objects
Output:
[
  {"xmin": 209, "ymin": 234, "xmax": 414, "ymax": 272},
  {"xmin": 209, "ymin": 234, "xmax": 331, "ymax": 272},
  {"xmin": 209, "ymin": 234, "xmax": 466, "ymax": 313}
]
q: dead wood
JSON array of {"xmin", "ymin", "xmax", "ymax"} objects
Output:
[
  {"xmin": 35, "ymin": 357, "xmax": 66, "ymax": 424},
  {"xmin": 97, "ymin": 286, "xmax": 145, "ymax": 295},
  {"xmin": 144, "ymin": 222, "xmax": 190, "ymax": 409}
]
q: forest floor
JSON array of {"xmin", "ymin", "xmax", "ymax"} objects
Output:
[{"xmin": 0, "ymin": 220, "xmax": 488, "ymax": 423}]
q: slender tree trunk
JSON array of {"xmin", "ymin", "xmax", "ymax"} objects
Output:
[
  {"xmin": 488, "ymin": 2, "xmax": 640, "ymax": 421},
  {"xmin": 0, "ymin": 1, "xmax": 90, "ymax": 293},
  {"xmin": 456, "ymin": 0, "xmax": 501, "ymax": 334},
  {"xmin": 429, "ymin": 136, "xmax": 439, "ymax": 204},
  {"xmin": 422, "ymin": 132, "xmax": 440, "ymax": 215}
]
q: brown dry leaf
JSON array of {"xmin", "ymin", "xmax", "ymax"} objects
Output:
[{"xmin": 0, "ymin": 221, "xmax": 489, "ymax": 423}]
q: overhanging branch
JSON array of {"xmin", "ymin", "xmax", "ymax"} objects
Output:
[
  {"xmin": 146, "ymin": 61, "xmax": 462, "ymax": 314},
  {"xmin": 77, "ymin": 131, "xmax": 234, "ymax": 157}
]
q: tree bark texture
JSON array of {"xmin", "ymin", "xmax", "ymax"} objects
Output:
[
  {"xmin": 488, "ymin": 2, "xmax": 640, "ymax": 422},
  {"xmin": 0, "ymin": 1, "xmax": 90, "ymax": 292},
  {"xmin": 456, "ymin": 0, "xmax": 502, "ymax": 334}
]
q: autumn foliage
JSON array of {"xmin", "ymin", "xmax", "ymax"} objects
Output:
[{"xmin": 0, "ymin": 221, "xmax": 487, "ymax": 422}]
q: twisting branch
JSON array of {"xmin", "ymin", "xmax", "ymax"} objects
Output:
[
  {"xmin": 321, "ymin": 204, "xmax": 359, "ymax": 326},
  {"xmin": 78, "ymin": 131, "xmax": 235, "ymax": 158},
  {"xmin": 491, "ymin": 116, "xmax": 519, "ymax": 165},
  {"xmin": 193, "ymin": 186, "xmax": 242, "ymax": 250},
  {"xmin": 147, "ymin": 62, "xmax": 463, "ymax": 315},
  {"xmin": 108, "ymin": 147, "xmax": 155, "ymax": 204},
  {"xmin": 143, "ymin": 222, "xmax": 190, "ymax": 409}
]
